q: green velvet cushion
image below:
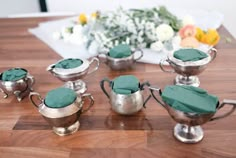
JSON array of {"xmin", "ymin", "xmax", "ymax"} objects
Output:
[
  {"xmin": 1, "ymin": 68, "xmax": 27, "ymax": 81},
  {"xmin": 112, "ymin": 75, "xmax": 139, "ymax": 94},
  {"xmin": 174, "ymin": 49, "xmax": 208, "ymax": 62},
  {"xmin": 161, "ymin": 85, "xmax": 218, "ymax": 114},
  {"xmin": 109, "ymin": 44, "xmax": 132, "ymax": 58},
  {"xmin": 45, "ymin": 87, "xmax": 77, "ymax": 108},
  {"xmin": 54, "ymin": 58, "xmax": 83, "ymax": 69}
]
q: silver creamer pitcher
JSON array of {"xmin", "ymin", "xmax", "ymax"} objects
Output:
[{"xmin": 47, "ymin": 57, "xmax": 99, "ymax": 93}]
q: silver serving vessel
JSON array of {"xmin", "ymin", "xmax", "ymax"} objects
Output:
[
  {"xmin": 100, "ymin": 78, "xmax": 151, "ymax": 115},
  {"xmin": 160, "ymin": 48, "xmax": 217, "ymax": 87},
  {"xmin": 47, "ymin": 57, "xmax": 99, "ymax": 93},
  {"xmin": 98, "ymin": 48, "xmax": 143, "ymax": 70},
  {"xmin": 149, "ymin": 86, "xmax": 236, "ymax": 143},
  {"xmin": 0, "ymin": 68, "xmax": 34, "ymax": 101},
  {"xmin": 29, "ymin": 92, "xmax": 94, "ymax": 136}
]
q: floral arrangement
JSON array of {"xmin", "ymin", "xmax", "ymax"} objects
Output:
[{"xmin": 53, "ymin": 6, "xmax": 220, "ymax": 54}]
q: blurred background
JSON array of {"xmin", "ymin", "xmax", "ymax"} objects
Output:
[{"xmin": 0, "ymin": 0, "xmax": 235, "ymax": 37}]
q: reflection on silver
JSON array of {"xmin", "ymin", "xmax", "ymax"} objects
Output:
[
  {"xmin": 29, "ymin": 92, "xmax": 94, "ymax": 136},
  {"xmin": 0, "ymin": 68, "xmax": 34, "ymax": 101},
  {"xmin": 150, "ymin": 86, "xmax": 236, "ymax": 143},
  {"xmin": 160, "ymin": 48, "xmax": 217, "ymax": 87},
  {"xmin": 98, "ymin": 48, "xmax": 143, "ymax": 70},
  {"xmin": 47, "ymin": 57, "xmax": 99, "ymax": 93}
]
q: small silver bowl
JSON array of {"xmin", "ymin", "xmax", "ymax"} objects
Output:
[
  {"xmin": 47, "ymin": 57, "xmax": 99, "ymax": 93},
  {"xmin": 100, "ymin": 78, "xmax": 151, "ymax": 115},
  {"xmin": 98, "ymin": 48, "xmax": 143, "ymax": 70},
  {"xmin": 149, "ymin": 86, "xmax": 236, "ymax": 143},
  {"xmin": 160, "ymin": 48, "xmax": 217, "ymax": 87},
  {"xmin": 0, "ymin": 68, "xmax": 34, "ymax": 101},
  {"xmin": 29, "ymin": 92, "xmax": 94, "ymax": 136}
]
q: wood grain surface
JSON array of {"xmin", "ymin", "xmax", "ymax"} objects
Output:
[{"xmin": 0, "ymin": 17, "xmax": 236, "ymax": 158}]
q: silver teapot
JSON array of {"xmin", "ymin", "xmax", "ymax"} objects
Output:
[
  {"xmin": 160, "ymin": 48, "xmax": 217, "ymax": 87},
  {"xmin": 100, "ymin": 78, "xmax": 151, "ymax": 115},
  {"xmin": 47, "ymin": 57, "xmax": 99, "ymax": 93},
  {"xmin": 29, "ymin": 92, "xmax": 94, "ymax": 136},
  {"xmin": 149, "ymin": 86, "xmax": 236, "ymax": 143},
  {"xmin": 98, "ymin": 48, "xmax": 143, "ymax": 70},
  {"xmin": 0, "ymin": 68, "xmax": 34, "ymax": 101}
]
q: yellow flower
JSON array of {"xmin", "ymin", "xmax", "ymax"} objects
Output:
[
  {"xmin": 195, "ymin": 28, "xmax": 220, "ymax": 46},
  {"xmin": 195, "ymin": 27, "xmax": 204, "ymax": 41},
  {"xmin": 78, "ymin": 13, "xmax": 87, "ymax": 25},
  {"xmin": 91, "ymin": 12, "xmax": 97, "ymax": 19}
]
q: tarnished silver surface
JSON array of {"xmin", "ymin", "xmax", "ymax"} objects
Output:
[
  {"xmin": 47, "ymin": 57, "xmax": 99, "ymax": 93},
  {"xmin": 29, "ymin": 92, "xmax": 94, "ymax": 136},
  {"xmin": 150, "ymin": 86, "xmax": 236, "ymax": 143},
  {"xmin": 100, "ymin": 78, "xmax": 151, "ymax": 115},
  {"xmin": 98, "ymin": 48, "xmax": 143, "ymax": 70},
  {"xmin": 0, "ymin": 68, "xmax": 34, "ymax": 101},
  {"xmin": 160, "ymin": 48, "xmax": 217, "ymax": 87}
]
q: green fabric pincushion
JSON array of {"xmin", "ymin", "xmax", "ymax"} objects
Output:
[
  {"xmin": 161, "ymin": 85, "xmax": 218, "ymax": 114},
  {"xmin": 1, "ymin": 68, "xmax": 27, "ymax": 81},
  {"xmin": 109, "ymin": 44, "xmax": 132, "ymax": 58},
  {"xmin": 112, "ymin": 75, "xmax": 139, "ymax": 95},
  {"xmin": 54, "ymin": 58, "xmax": 83, "ymax": 69},
  {"xmin": 174, "ymin": 49, "xmax": 208, "ymax": 62},
  {"xmin": 45, "ymin": 87, "xmax": 77, "ymax": 108}
]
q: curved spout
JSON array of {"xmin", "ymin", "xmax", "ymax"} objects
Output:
[{"xmin": 46, "ymin": 64, "xmax": 55, "ymax": 72}]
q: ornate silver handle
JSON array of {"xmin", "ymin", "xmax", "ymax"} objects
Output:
[
  {"xmin": 133, "ymin": 48, "xmax": 144, "ymax": 61},
  {"xmin": 0, "ymin": 88, "xmax": 8, "ymax": 99},
  {"xmin": 140, "ymin": 81, "xmax": 151, "ymax": 108},
  {"xmin": 208, "ymin": 47, "xmax": 217, "ymax": 62},
  {"xmin": 87, "ymin": 57, "xmax": 100, "ymax": 75},
  {"xmin": 159, "ymin": 59, "xmax": 175, "ymax": 73},
  {"xmin": 46, "ymin": 64, "xmax": 55, "ymax": 71},
  {"xmin": 81, "ymin": 93, "xmax": 94, "ymax": 113},
  {"xmin": 148, "ymin": 86, "xmax": 167, "ymax": 110},
  {"xmin": 29, "ymin": 92, "xmax": 43, "ymax": 109},
  {"xmin": 210, "ymin": 99, "xmax": 236, "ymax": 121},
  {"xmin": 100, "ymin": 78, "xmax": 112, "ymax": 99}
]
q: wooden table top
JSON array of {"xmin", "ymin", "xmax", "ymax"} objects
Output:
[{"xmin": 0, "ymin": 17, "xmax": 236, "ymax": 158}]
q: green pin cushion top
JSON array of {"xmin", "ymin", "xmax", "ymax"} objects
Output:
[
  {"xmin": 54, "ymin": 58, "xmax": 83, "ymax": 69},
  {"xmin": 161, "ymin": 85, "xmax": 218, "ymax": 114},
  {"xmin": 174, "ymin": 49, "xmax": 208, "ymax": 62},
  {"xmin": 112, "ymin": 75, "xmax": 139, "ymax": 95},
  {"xmin": 1, "ymin": 68, "xmax": 27, "ymax": 81},
  {"xmin": 109, "ymin": 44, "xmax": 132, "ymax": 58},
  {"xmin": 45, "ymin": 87, "xmax": 77, "ymax": 108}
]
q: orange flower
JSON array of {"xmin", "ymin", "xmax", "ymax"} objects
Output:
[
  {"xmin": 78, "ymin": 13, "xmax": 87, "ymax": 25},
  {"xmin": 179, "ymin": 25, "xmax": 196, "ymax": 39}
]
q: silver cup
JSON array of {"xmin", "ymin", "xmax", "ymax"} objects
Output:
[
  {"xmin": 149, "ymin": 86, "xmax": 236, "ymax": 143},
  {"xmin": 29, "ymin": 92, "xmax": 94, "ymax": 136},
  {"xmin": 47, "ymin": 57, "xmax": 99, "ymax": 93},
  {"xmin": 100, "ymin": 78, "xmax": 151, "ymax": 115},
  {"xmin": 0, "ymin": 68, "xmax": 34, "ymax": 101},
  {"xmin": 98, "ymin": 48, "xmax": 143, "ymax": 70},
  {"xmin": 159, "ymin": 48, "xmax": 217, "ymax": 87}
]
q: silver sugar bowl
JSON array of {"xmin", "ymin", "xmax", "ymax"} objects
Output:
[
  {"xmin": 0, "ymin": 68, "xmax": 34, "ymax": 101},
  {"xmin": 100, "ymin": 78, "xmax": 151, "ymax": 115},
  {"xmin": 149, "ymin": 86, "xmax": 236, "ymax": 143},
  {"xmin": 29, "ymin": 92, "xmax": 94, "ymax": 136},
  {"xmin": 98, "ymin": 48, "xmax": 143, "ymax": 70},
  {"xmin": 160, "ymin": 48, "xmax": 217, "ymax": 87},
  {"xmin": 47, "ymin": 57, "xmax": 99, "ymax": 93}
]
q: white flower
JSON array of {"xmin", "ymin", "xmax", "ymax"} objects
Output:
[
  {"xmin": 73, "ymin": 25, "xmax": 83, "ymax": 34},
  {"xmin": 155, "ymin": 24, "xmax": 174, "ymax": 41},
  {"xmin": 150, "ymin": 41, "xmax": 164, "ymax": 52},
  {"xmin": 182, "ymin": 15, "xmax": 195, "ymax": 26}
]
